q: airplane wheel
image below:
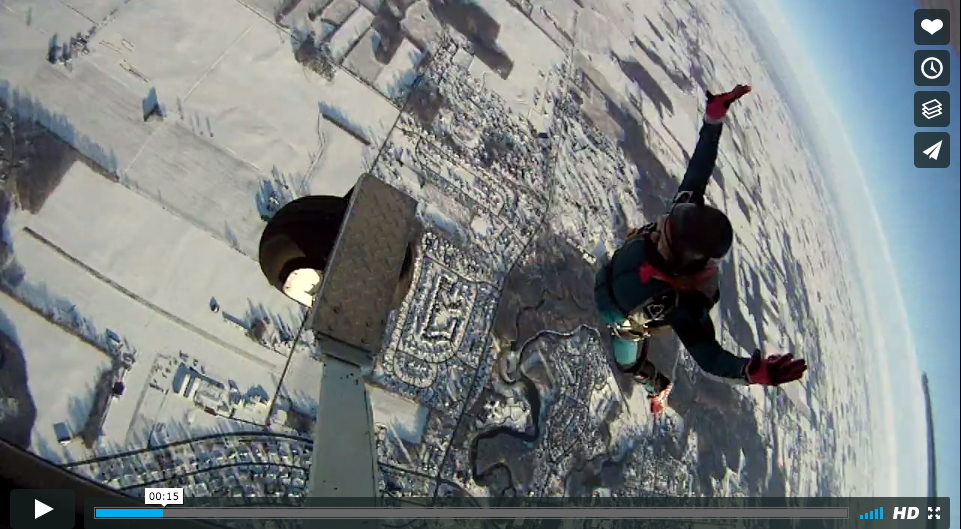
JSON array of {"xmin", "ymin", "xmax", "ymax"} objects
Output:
[{"xmin": 258, "ymin": 195, "xmax": 350, "ymax": 305}]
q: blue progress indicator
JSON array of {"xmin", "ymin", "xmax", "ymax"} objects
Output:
[{"xmin": 96, "ymin": 509, "xmax": 164, "ymax": 518}]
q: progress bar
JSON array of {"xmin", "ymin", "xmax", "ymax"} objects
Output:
[{"xmin": 95, "ymin": 508, "xmax": 849, "ymax": 519}]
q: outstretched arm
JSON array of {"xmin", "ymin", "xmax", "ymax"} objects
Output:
[
  {"xmin": 670, "ymin": 308, "xmax": 749, "ymax": 383},
  {"xmin": 670, "ymin": 304, "xmax": 808, "ymax": 386},
  {"xmin": 675, "ymin": 85, "xmax": 752, "ymax": 205},
  {"xmin": 676, "ymin": 121, "xmax": 724, "ymax": 205}
]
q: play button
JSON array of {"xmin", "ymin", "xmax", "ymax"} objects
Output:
[
  {"xmin": 35, "ymin": 500, "xmax": 54, "ymax": 519},
  {"xmin": 9, "ymin": 490, "xmax": 74, "ymax": 529}
]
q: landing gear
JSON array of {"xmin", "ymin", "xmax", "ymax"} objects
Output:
[
  {"xmin": 258, "ymin": 194, "xmax": 350, "ymax": 307},
  {"xmin": 256, "ymin": 175, "xmax": 419, "ymax": 501},
  {"xmin": 258, "ymin": 188, "xmax": 418, "ymax": 310}
]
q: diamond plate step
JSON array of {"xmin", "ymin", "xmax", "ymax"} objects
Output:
[{"xmin": 309, "ymin": 174, "xmax": 418, "ymax": 363}]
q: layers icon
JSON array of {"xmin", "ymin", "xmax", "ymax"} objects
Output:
[{"xmin": 922, "ymin": 98, "xmax": 943, "ymax": 119}]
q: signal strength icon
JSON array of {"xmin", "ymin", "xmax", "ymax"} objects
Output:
[{"xmin": 860, "ymin": 507, "xmax": 884, "ymax": 520}]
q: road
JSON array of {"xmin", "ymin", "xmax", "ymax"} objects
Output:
[{"xmin": 63, "ymin": 431, "xmax": 312, "ymax": 468}]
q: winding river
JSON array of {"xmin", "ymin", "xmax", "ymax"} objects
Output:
[{"xmin": 468, "ymin": 372, "xmax": 541, "ymax": 492}]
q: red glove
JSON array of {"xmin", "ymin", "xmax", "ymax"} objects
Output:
[
  {"xmin": 648, "ymin": 384, "xmax": 672, "ymax": 415},
  {"xmin": 744, "ymin": 349, "xmax": 807, "ymax": 386},
  {"xmin": 706, "ymin": 84, "xmax": 752, "ymax": 120}
]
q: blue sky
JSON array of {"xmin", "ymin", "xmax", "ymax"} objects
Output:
[{"xmin": 757, "ymin": 0, "xmax": 958, "ymax": 515}]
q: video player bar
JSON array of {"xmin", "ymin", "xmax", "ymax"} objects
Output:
[{"xmin": 94, "ymin": 507, "xmax": 849, "ymax": 520}]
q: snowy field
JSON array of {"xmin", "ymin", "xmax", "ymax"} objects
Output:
[
  {"xmin": 0, "ymin": 291, "xmax": 111, "ymax": 463},
  {"xmin": 368, "ymin": 386, "xmax": 430, "ymax": 445},
  {"xmin": 3, "ymin": 0, "xmax": 398, "ymax": 234},
  {"xmin": 26, "ymin": 162, "xmax": 302, "ymax": 363},
  {"xmin": 4, "ymin": 225, "xmax": 286, "ymax": 454},
  {"xmin": 373, "ymin": 40, "xmax": 426, "ymax": 101},
  {"xmin": 119, "ymin": 121, "xmax": 268, "ymax": 258},
  {"xmin": 306, "ymin": 124, "xmax": 371, "ymax": 198},
  {"xmin": 84, "ymin": 0, "xmax": 261, "ymax": 100},
  {"xmin": 329, "ymin": 7, "xmax": 374, "ymax": 62},
  {"xmin": 0, "ymin": 2, "xmax": 91, "ymax": 89},
  {"xmin": 181, "ymin": 19, "xmax": 396, "ymax": 179},
  {"xmin": 2, "ymin": 161, "xmax": 293, "ymax": 456}
]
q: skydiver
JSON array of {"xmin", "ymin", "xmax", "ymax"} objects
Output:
[{"xmin": 593, "ymin": 84, "xmax": 808, "ymax": 415}]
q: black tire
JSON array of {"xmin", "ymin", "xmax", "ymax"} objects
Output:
[{"xmin": 258, "ymin": 195, "xmax": 350, "ymax": 294}]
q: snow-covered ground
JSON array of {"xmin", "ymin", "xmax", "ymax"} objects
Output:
[
  {"xmin": 176, "ymin": 18, "xmax": 396, "ymax": 181},
  {"xmin": 1, "ymin": 160, "xmax": 294, "ymax": 456},
  {"xmin": 25, "ymin": 163, "xmax": 301, "ymax": 364},
  {"xmin": 368, "ymin": 386, "xmax": 429, "ymax": 445},
  {"xmin": 344, "ymin": 27, "xmax": 386, "ymax": 83},
  {"xmin": 329, "ymin": 6, "xmax": 375, "ymax": 62},
  {"xmin": 306, "ymin": 124, "xmax": 371, "ymax": 198},
  {"xmin": 0, "ymin": 2, "xmax": 91, "ymax": 89},
  {"xmin": 1, "ymin": 0, "xmax": 401, "ymax": 469},
  {"xmin": 120, "ymin": 121, "xmax": 269, "ymax": 258},
  {"xmin": 466, "ymin": 0, "xmax": 567, "ymax": 113},
  {"xmin": 85, "ymin": 0, "xmax": 261, "ymax": 101},
  {"xmin": 373, "ymin": 39, "xmax": 425, "ymax": 101},
  {"xmin": 5, "ymin": 225, "xmax": 286, "ymax": 453},
  {"xmin": 0, "ymin": 291, "xmax": 111, "ymax": 463},
  {"xmin": 4, "ymin": 0, "xmax": 398, "ymax": 195}
]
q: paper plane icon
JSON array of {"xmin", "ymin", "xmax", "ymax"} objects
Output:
[
  {"xmin": 915, "ymin": 132, "xmax": 950, "ymax": 168},
  {"xmin": 923, "ymin": 140, "xmax": 943, "ymax": 160}
]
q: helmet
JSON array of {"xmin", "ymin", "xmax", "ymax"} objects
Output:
[{"xmin": 666, "ymin": 203, "xmax": 734, "ymax": 264}]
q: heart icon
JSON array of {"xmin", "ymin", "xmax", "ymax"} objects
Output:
[{"xmin": 921, "ymin": 19, "xmax": 943, "ymax": 35}]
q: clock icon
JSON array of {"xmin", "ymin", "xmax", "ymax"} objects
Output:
[
  {"xmin": 922, "ymin": 57, "xmax": 944, "ymax": 79},
  {"xmin": 916, "ymin": 51, "xmax": 950, "ymax": 86}
]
